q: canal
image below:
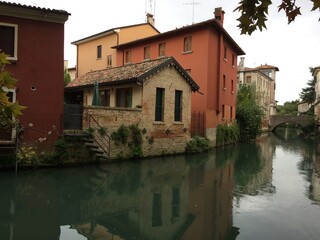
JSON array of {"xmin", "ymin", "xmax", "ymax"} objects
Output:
[{"xmin": 0, "ymin": 129, "xmax": 319, "ymax": 240}]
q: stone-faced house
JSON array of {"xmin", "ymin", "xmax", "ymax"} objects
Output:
[
  {"xmin": 313, "ymin": 66, "xmax": 320, "ymax": 119},
  {"xmin": 0, "ymin": 1, "xmax": 70, "ymax": 150},
  {"xmin": 237, "ymin": 58, "xmax": 279, "ymax": 130},
  {"xmin": 65, "ymin": 57, "xmax": 199, "ymax": 159}
]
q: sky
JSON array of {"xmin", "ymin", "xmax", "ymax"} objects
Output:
[{"xmin": 5, "ymin": 0, "xmax": 320, "ymax": 105}]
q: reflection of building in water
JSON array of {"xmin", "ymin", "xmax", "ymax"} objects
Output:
[
  {"xmin": 311, "ymin": 144, "xmax": 320, "ymax": 203},
  {"xmin": 71, "ymin": 154, "xmax": 236, "ymax": 240},
  {"xmin": 183, "ymin": 154, "xmax": 237, "ymax": 240},
  {"xmin": 236, "ymin": 134, "xmax": 275, "ymax": 196},
  {"xmin": 0, "ymin": 153, "xmax": 237, "ymax": 240}
]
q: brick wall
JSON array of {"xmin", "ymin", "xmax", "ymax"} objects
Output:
[{"xmin": 83, "ymin": 65, "xmax": 193, "ymax": 159}]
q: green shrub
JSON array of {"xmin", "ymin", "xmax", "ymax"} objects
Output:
[
  {"xmin": 111, "ymin": 124, "xmax": 130, "ymax": 144},
  {"xmin": 216, "ymin": 123, "xmax": 240, "ymax": 146},
  {"xmin": 186, "ymin": 137, "xmax": 210, "ymax": 154}
]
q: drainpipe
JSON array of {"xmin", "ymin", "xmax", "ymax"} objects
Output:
[{"xmin": 113, "ymin": 29, "xmax": 123, "ymax": 66}]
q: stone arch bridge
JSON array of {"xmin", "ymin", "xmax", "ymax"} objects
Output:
[{"xmin": 270, "ymin": 115, "xmax": 313, "ymax": 131}]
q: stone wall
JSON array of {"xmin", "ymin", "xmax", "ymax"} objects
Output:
[{"xmin": 82, "ymin": 65, "xmax": 193, "ymax": 159}]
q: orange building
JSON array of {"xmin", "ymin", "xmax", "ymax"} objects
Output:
[
  {"xmin": 72, "ymin": 17, "xmax": 159, "ymax": 78},
  {"xmin": 114, "ymin": 8, "xmax": 245, "ymax": 143}
]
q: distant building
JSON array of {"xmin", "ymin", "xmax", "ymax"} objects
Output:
[
  {"xmin": 313, "ymin": 66, "xmax": 320, "ymax": 119},
  {"xmin": 0, "ymin": 1, "xmax": 70, "ymax": 150},
  {"xmin": 237, "ymin": 57, "xmax": 279, "ymax": 130},
  {"xmin": 298, "ymin": 101, "xmax": 311, "ymax": 115}
]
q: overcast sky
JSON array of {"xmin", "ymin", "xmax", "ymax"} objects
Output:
[{"xmin": 7, "ymin": 0, "xmax": 320, "ymax": 105}]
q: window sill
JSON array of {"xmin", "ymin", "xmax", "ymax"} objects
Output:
[
  {"xmin": 153, "ymin": 121, "xmax": 165, "ymax": 125},
  {"xmin": 222, "ymin": 87, "xmax": 226, "ymax": 91},
  {"xmin": 173, "ymin": 121, "xmax": 183, "ymax": 125},
  {"xmin": 182, "ymin": 50, "xmax": 193, "ymax": 55},
  {"xmin": 224, "ymin": 58, "xmax": 227, "ymax": 62}
]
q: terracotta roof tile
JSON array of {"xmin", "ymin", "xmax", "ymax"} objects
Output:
[
  {"xmin": 66, "ymin": 57, "xmax": 200, "ymax": 91},
  {"xmin": 0, "ymin": 1, "xmax": 70, "ymax": 15}
]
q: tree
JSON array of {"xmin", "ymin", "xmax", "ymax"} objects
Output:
[
  {"xmin": 236, "ymin": 84, "xmax": 264, "ymax": 141},
  {"xmin": 64, "ymin": 69, "xmax": 71, "ymax": 86},
  {"xmin": 299, "ymin": 67, "xmax": 316, "ymax": 104},
  {"xmin": 276, "ymin": 100, "xmax": 299, "ymax": 115},
  {"xmin": 0, "ymin": 52, "xmax": 26, "ymax": 128},
  {"xmin": 299, "ymin": 78, "xmax": 316, "ymax": 104},
  {"xmin": 234, "ymin": 0, "xmax": 320, "ymax": 35}
]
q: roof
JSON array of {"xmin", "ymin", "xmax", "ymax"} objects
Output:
[
  {"xmin": 312, "ymin": 66, "xmax": 320, "ymax": 76},
  {"xmin": 113, "ymin": 18, "xmax": 245, "ymax": 55},
  {"xmin": 0, "ymin": 1, "xmax": 70, "ymax": 23},
  {"xmin": 71, "ymin": 23, "xmax": 160, "ymax": 45},
  {"xmin": 244, "ymin": 64, "xmax": 279, "ymax": 72},
  {"xmin": 66, "ymin": 57, "xmax": 200, "ymax": 92}
]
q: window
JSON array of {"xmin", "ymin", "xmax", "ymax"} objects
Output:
[
  {"xmin": 125, "ymin": 50, "xmax": 131, "ymax": 63},
  {"xmin": 223, "ymin": 75, "xmax": 226, "ymax": 89},
  {"xmin": 144, "ymin": 46, "xmax": 150, "ymax": 60},
  {"xmin": 107, "ymin": 55, "xmax": 112, "ymax": 66},
  {"xmin": 158, "ymin": 43, "xmax": 166, "ymax": 57},
  {"xmin": 174, "ymin": 90, "xmax": 183, "ymax": 122},
  {"xmin": 246, "ymin": 76, "xmax": 251, "ymax": 84},
  {"xmin": 222, "ymin": 104, "xmax": 225, "ymax": 119},
  {"xmin": 0, "ymin": 23, "xmax": 18, "ymax": 60},
  {"xmin": 172, "ymin": 188, "xmax": 180, "ymax": 219},
  {"xmin": 232, "ymin": 54, "xmax": 235, "ymax": 66},
  {"xmin": 231, "ymin": 80, "xmax": 234, "ymax": 92},
  {"xmin": 152, "ymin": 193, "xmax": 162, "ymax": 227},
  {"xmin": 116, "ymin": 88, "xmax": 132, "ymax": 108},
  {"xmin": 97, "ymin": 45, "xmax": 102, "ymax": 59},
  {"xmin": 99, "ymin": 89, "xmax": 110, "ymax": 106},
  {"xmin": 183, "ymin": 36, "xmax": 192, "ymax": 53},
  {"xmin": 230, "ymin": 106, "xmax": 233, "ymax": 120},
  {"xmin": 224, "ymin": 45, "xmax": 227, "ymax": 59},
  {"xmin": 155, "ymin": 88, "xmax": 165, "ymax": 121}
]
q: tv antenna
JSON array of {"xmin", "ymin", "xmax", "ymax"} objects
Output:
[
  {"xmin": 183, "ymin": 0, "xmax": 200, "ymax": 24},
  {"xmin": 145, "ymin": 0, "xmax": 156, "ymax": 17}
]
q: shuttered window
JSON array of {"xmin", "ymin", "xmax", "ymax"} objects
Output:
[
  {"xmin": 174, "ymin": 90, "xmax": 182, "ymax": 122},
  {"xmin": 155, "ymin": 88, "xmax": 165, "ymax": 121}
]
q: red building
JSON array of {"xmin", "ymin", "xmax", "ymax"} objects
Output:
[
  {"xmin": 114, "ymin": 8, "xmax": 245, "ymax": 143},
  {"xmin": 0, "ymin": 2, "xmax": 70, "ymax": 150}
]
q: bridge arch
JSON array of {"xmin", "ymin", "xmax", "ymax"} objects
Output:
[{"xmin": 269, "ymin": 115, "xmax": 313, "ymax": 132}]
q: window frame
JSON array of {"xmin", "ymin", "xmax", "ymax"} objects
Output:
[
  {"xmin": 107, "ymin": 55, "xmax": 112, "ymax": 67},
  {"xmin": 144, "ymin": 46, "xmax": 150, "ymax": 60},
  {"xmin": 97, "ymin": 45, "xmax": 102, "ymax": 59},
  {"xmin": 116, "ymin": 87, "xmax": 132, "ymax": 108},
  {"xmin": 0, "ymin": 22, "xmax": 18, "ymax": 61},
  {"xmin": 158, "ymin": 43, "xmax": 166, "ymax": 57},
  {"xmin": 99, "ymin": 89, "xmax": 111, "ymax": 107},
  {"xmin": 183, "ymin": 36, "xmax": 192, "ymax": 53},
  {"xmin": 155, "ymin": 87, "xmax": 165, "ymax": 121},
  {"xmin": 174, "ymin": 90, "xmax": 183, "ymax": 122},
  {"xmin": 125, "ymin": 50, "xmax": 131, "ymax": 64}
]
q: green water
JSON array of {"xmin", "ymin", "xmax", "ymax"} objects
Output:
[{"xmin": 0, "ymin": 129, "xmax": 319, "ymax": 240}]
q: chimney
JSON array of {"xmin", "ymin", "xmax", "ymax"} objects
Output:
[
  {"xmin": 146, "ymin": 13, "xmax": 155, "ymax": 26},
  {"xmin": 239, "ymin": 57, "xmax": 245, "ymax": 70},
  {"xmin": 214, "ymin": 7, "xmax": 225, "ymax": 25}
]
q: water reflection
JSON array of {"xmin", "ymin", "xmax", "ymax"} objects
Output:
[
  {"xmin": 233, "ymin": 129, "xmax": 320, "ymax": 240},
  {"xmin": 0, "ymin": 151, "xmax": 237, "ymax": 240},
  {"xmin": 1, "ymin": 129, "xmax": 320, "ymax": 240}
]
